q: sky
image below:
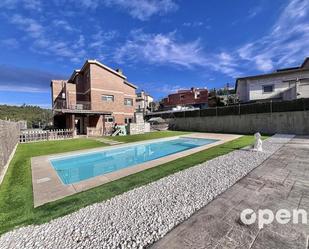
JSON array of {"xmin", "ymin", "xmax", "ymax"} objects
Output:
[{"xmin": 0, "ymin": 0, "xmax": 309, "ymax": 108}]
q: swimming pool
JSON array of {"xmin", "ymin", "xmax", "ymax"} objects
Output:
[{"xmin": 50, "ymin": 137, "xmax": 217, "ymax": 184}]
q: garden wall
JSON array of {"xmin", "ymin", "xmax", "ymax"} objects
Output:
[
  {"xmin": 166, "ymin": 110, "xmax": 309, "ymax": 135},
  {"xmin": 0, "ymin": 120, "xmax": 20, "ymax": 182}
]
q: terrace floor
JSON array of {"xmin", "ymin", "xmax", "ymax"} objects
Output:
[{"xmin": 151, "ymin": 136, "xmax": 309, "ymax": 249}]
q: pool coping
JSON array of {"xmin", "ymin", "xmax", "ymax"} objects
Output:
[{"xmin": 31, "ymin": 133, "xmax": 242, "ymax": 207}]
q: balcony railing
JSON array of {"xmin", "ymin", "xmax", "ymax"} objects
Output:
[{"xmin": 53, "ymin": 100, "xmax": 91, "ymax": 110}]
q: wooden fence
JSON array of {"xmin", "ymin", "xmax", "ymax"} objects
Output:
[{"xmin": 19, "ymin": 129, "xmax": 74, "ymax": 143}]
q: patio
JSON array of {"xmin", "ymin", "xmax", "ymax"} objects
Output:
[{"xmin": 152, "ymin": 136, "xmax": 309, "ymax": 249}]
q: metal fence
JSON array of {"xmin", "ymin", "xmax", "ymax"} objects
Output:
[
  {"xmin": 19, "ymin": 129, "xmax": 74, "ymax": 143},
  {"xmin": 146, "ymin": 98, "xmax": 309, "ymax": 119}
]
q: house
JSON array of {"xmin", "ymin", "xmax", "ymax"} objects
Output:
[
  {"xmin": 135, "ymin": 90, "xmax": 154, "ymax": 114},
  {"xmin": 51, "ymin": 60, "xmax": 137, "ymax": 135},
  {"xmin": 162, "ymin": 87, "xmax": 208, "ymax": 110},
  {"xmin": 216, "ymin": 86, "xmax": 238, "ymax": 105},
  {"xmin": 236, "ymin": 57, "xmax": 309, "ymax": 103}
]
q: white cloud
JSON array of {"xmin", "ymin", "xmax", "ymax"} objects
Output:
[
  {"xmin": 115, "ymin": 30, "xmax": 205, "ymax": 68},
  {"xmin": 113, "ymin": 0, "xmax": 309, "ymax": 78},
  {"xmin": 183, "ymin": 21, "xmax": 204, "ymax": 27},
  {"xmin": 23, "ymin": 0, "xmax": 42, "ymax": 10},
  {"xmin": 52, "ymin": 20, "xmax": 78, "ymax": 32},
  {"xmin": 0, "ymin": 0, "xmax": 19, "ymax": 9},
  {"xmin": 247, "ymin": 5, "xmax": 263, "ymax": 19},
  {"xmin": 103, "ymin": 0, "xmax": 178, "ymax": 20},
  {"xmin": 159, "ymin": 84, "xmax": 182, "ymax": 94},
  {"xmin": 78, "ymin": 0, "xmax": 98, "ymax": 8},
  {"xmin": 0, "ymin": 85, "xmax": 49, "ymax": 93},
  {"xmin": 0, "ymin": 0, "xmax": 42, "ymax": 10},
  {"xmin": 11, "ymin": 14, "xmax": 43, "ymax": 38},
  {"xmin": 114, "ymin": 30, "xmax": 242, "ymax": 77},
  {"xmin": 89, "ymin": 30, "xmax": 118, "ymax": 49},
  {"xmin": 8, "ymin": 14, "xmax": 86, "ymax": 63},
  {"xmin": 0, "ymin": 38, "xmax": 19, "ymax": 49},
  {"xmin": 234, "ymin": 0, "xmax": 309, "ymax": 72},
  {"xmin": 207, "ymin": 52, "xmax": 241, "ymax": 77}
]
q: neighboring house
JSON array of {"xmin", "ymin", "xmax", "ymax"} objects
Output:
[
  {"xmin": 136, "ymin": 90, "xmax": 154, "ymax": 114},
  {"xmin": 51, "ymin": 60, "xmax": 137, "ymax": 135},
  {"xmin": 236, "ymin": 57, "xmax": 309, "ymax": 103},
  {"xmin": 162, "ymin": 87, "xmax": 208, "ymax": 110},
  {"xmin": 216, "ymin": 86, "xmax": 238, "ymax": 105}
]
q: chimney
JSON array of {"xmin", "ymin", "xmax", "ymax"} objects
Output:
[{"xmin": 115, "ymin": 68, "xmax": 123, "ymax": 75}]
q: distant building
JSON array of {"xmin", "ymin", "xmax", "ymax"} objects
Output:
[
  {"xmin": 136, "ymin": 90, "xmax": 154, "ymax": 114},
  {"xmin": 216, "ymin": 86, "xmax": 238, "ymax": 105},
  {"xmin": 236, "ymin": 57, "xmax": 309, "ymax": 103},
  {"xmin": 17, "ymin": 120, "xmax": 27, "ymax": 130},
  {"xmin": 51, "ymin": 60, "xmax": 137, "ymax": 135},
  {"xmin": 162, "ymin": 87, "xmax": 209, "ymax": 110}
]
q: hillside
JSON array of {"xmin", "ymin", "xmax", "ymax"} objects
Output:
[{"xmin": 0, "ymin": 104, "xmax": 53, "ymax": 128}]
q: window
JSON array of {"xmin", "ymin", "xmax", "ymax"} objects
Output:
[
  {"xmin": 125, "ymin": 117, "xmax": 133, "ymax": 124},
  {"xmin": 104, "ymin": 116, "xmax": 114, "ymax": 123},
  {"xmin": 124, "ymin": 98, "xmax": 133, "ymax": 106},
  {"xmin": 102, "ymin": 95, "xmax": 114, "ymax": 102},
  {"xmin": 180, "ymin": 94, "xmax": 185, "ymax": 99},
  {"xmin": 262, "ymin": 85, "xmax": 274, "ymax": 93}
]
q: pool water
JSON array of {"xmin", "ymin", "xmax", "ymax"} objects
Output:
[{"xmin": 50, "ymin": 137, "xmax": 217, "ymax": 184}]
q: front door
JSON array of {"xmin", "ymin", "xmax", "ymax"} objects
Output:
[{"xmin": 75, "ymin": 117, "xmax": 84, "ymax": 134}]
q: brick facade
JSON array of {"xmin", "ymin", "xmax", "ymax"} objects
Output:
[
  {"xmin": 51, "ymin": 60, "xmax": 137, "ymax": 135},
  {"xmin": 162, "ymin": 88, "xmax": 209, "ymax": 109}
]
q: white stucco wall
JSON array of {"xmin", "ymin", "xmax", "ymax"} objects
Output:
[
  {"xmin": 298, "ymin": 82, "xmax": 309, "ymax": 98},
  {"xmin": 248, "ymin": 79, "xmax": 290, "ymax": 100},
  {"xmin": 238, "ymin": 70, "xmax": 309, "ymax": 102}
]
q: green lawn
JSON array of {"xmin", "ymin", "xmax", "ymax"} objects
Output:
[
  {"xmin": 0, "ymin": 132, "xmax": 263, "ymax": 235},
  {"xmin": 104, "ymin": 130, "xmax": 190, "ymax": 143}
]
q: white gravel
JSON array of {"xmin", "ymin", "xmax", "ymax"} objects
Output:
[{"xmin": 0, "ymin": 134, "xmax": 293, "ymax": 249}]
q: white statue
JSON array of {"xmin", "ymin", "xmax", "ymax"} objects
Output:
[{"xmin": 253, "ymin": 132, "xmax": 263, "ymax": 152}]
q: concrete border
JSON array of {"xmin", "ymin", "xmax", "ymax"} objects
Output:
[{"xmin": 31, "ymin": 133, "xmax": 241, "ymax": 207}]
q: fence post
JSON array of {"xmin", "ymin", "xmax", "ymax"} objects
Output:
[
  {"xmin": 216, "ymin": 106, "xmax": 218, "ymax": 116},
  {"xmin": 270, "ymin": 100, "xmax": 272, "ymax": 114},
  {"xmin": 238, "ymin": 103, "xmax": 240, "ymax": 115}
]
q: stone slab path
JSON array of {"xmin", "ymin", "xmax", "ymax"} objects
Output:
[
  {"xmin": 93, "ymin": 137, "xmax": 124, "ymax": 145},
  {"xmin": 151, "ymin": 136, "xmax": 309, "ymax": 249}
]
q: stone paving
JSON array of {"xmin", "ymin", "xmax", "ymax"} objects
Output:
[{"xmin": 151, "ymin": 136, "xmax": 309, "ymax": 249}]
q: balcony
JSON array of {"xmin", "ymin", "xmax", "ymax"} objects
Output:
[
  {"xmin": 53, "ymin": 99, "xmax": 112, "ymax": 115},
  {"xmin": 53, "ymin": 100, "xmax": 91, "ymax": 111}
]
